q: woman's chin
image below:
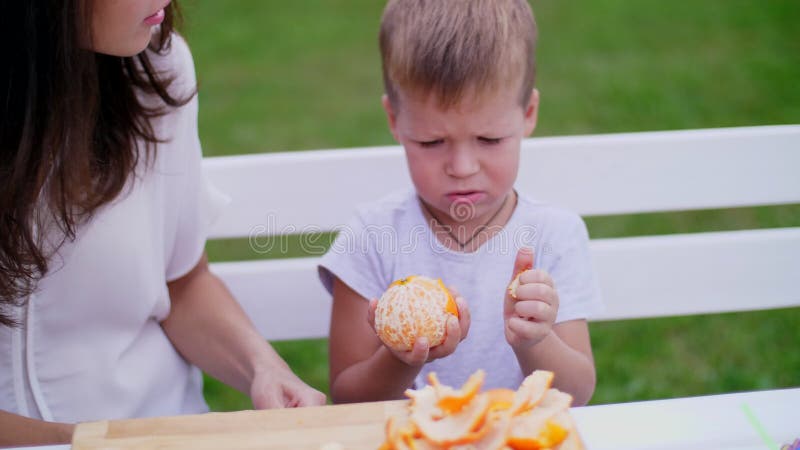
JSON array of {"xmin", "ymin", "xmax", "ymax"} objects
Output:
[{"xmin": 92, "ymin": 30, "xmax": 153, "ymax": 57}]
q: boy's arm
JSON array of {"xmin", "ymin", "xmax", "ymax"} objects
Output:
[
  {"xmin": 329, "ymin": 278, "xmax": 424, "ymax": 402},
  {"xmin": 0, "ymin": 411, "xmax": 74, "ymax": 446},
  {"xmin": 505, "ymin": 247, "xmax": 597, "ymax": 406},
  {"xmin": 512, "ymin": 320, "xmax": 596, "ymax": 406}
]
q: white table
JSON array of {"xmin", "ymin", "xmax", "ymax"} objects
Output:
[
  {"xmin": 12, "ymin": 387, "xmax": 799, "ymax": 449},
  {"xmin": 572, "ymin": 387, "xmax": 799, "ymax": 450}
]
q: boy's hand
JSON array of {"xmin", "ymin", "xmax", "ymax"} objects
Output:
[
  {"xmin": 367, "ymin": 290, "xmax": 470, "ymax": 367},
  {"xmin": 504, "ymin": 247, "xmax": 559, "ymax": 350}
]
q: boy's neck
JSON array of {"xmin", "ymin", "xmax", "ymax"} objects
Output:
[{"xmin": 419, "ymin": 190, "xmax": 518, "ymax": 253}]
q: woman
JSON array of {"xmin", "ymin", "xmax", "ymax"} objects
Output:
[{"xmin": 0, "ymin": 0, "xmax": 325, "ymax": 445}]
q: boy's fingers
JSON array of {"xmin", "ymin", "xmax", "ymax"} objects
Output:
[
  {"xmin": 519, "ymin": 269, "xmax": 555, "ymax": 288},
  {"xmin": 456, "ymin": 296, "xmax": 470, "ymax": 340},
  {"xmin": 507, "ymin": 316, "xmax": 538, "ymax": 338},
  {"xmin": 448, "ymin": 286, "xmax": 469, "ymax": 337},
  {"xmin": 509, "ymin": 247, "xmax": 535, "ymax": 282},
  {"xmin": 439, "ymin": 315, "xmax": 461, "ymax": 348},
  {"xmin": 408, "ymin": 337, "xmax": 430, "ymax": 365},
  {"xmin": 447, "ymin": 314, "xmax": 461, "ymax": 341},
  {"xmin": 513, "ymin": 283, "xmax": 555, "ymax": 305},
  {"xmin": 367, "ymin": 299, "xmax": 378, "ymax": 328},
  {"xmin": 429, "ymin": 317, "xmax": 460, "ymax": 359},
  {"xmin": 514, "ymin": 299, "xmax": 549, "ymax": 319}
]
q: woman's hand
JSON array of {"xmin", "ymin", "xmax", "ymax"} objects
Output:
[
  {"xmin": 504, "ymin": 247, "xmax": 559, "ymax": 350},
  {"xmin": 367, "ymin": 291, "xmax": 470, "ymax": 367},
  {"xmin": 250, "ymin": 367, "xmax": 326, "ymax": 409}
]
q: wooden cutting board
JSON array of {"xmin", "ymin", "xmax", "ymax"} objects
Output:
[
  {"xmin": 71, "ymin": 400, "xmax": 584, "ymax": 449},
  {"xmin": 72, "ymin": 401, "xmax": 408, "ymax": 450}
]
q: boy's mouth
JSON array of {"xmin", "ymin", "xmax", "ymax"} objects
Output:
[{"xmin": 446, "ymin": 191, "xmax": 486, "ymax": 204}]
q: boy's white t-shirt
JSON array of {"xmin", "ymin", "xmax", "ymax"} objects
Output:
[
  {"xmin": 0, "ymin": 35, "xmax": 228, "ymax": 422},
  {"xmin": 319, "ymin": 189, "xmax": 603, "ymax": 390}
]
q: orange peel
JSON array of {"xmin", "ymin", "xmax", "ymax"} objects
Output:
[
  {"xmin": 429, "ymin": 370, "xmax": 485, "ymax": 414},
  {"xmin": 508, "ymin": 273, "xmax": 522, "ymax": 299},
  {"xmin": 506, "ymin": 420, "xmax": 567, "ymax": 450},
  {"xmin": 450, "ymin": 411, "xmax": 512, "ymax": 450},
  {"xmin": 384, "ymin": 369, "xmax": 581, "ymax": 449},
  {"xmin": 383, "ymin": 415, "xmax": 423, "ymax": 450},
  {"xmin": 507, "ymin": 390, "xmax": 573, "ymax": 449},
  {"xmin": 410, "ymin": 391, "xmax": 492, "ymax": 446},
  {"xmin": 485, "ymin": 388, "xmax": 516, "ymax": 412},
  {"xmin": 510, "ymin": 370, "xmax": 554, "ymax": 415}
]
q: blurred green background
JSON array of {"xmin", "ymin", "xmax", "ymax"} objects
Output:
[{"xmin": 180, "ymin": 0, "xmax": 800, "ymax": 410}]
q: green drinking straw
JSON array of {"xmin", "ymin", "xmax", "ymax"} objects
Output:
[{"xmin": 741, "ymin": 402, "xmax": 779, "ymax": 450}]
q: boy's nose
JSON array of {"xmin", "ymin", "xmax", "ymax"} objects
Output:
[{"xmin": 445, "ymin": 146, "xmax": 480, "ymax": 178}]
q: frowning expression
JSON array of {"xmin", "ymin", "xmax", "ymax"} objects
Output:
[{"xmin": 383, "ymin": 86, "xmax": 539, "ymax": 226}]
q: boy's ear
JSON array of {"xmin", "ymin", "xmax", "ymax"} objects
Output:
[
  {"xmin": 381, "ymin": 94, "xmax": 400, "ymax": 141},
  {"xmin": 523, "ymin": 88, "xmax": 540, "ymax": 136}
]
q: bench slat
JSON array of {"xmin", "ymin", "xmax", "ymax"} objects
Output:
[
  {"xmin": 205, "ymin": 125, "xmax": 800, "ymax": 239},
  {"xmin": 211, "ymin": 258, "xmax": 331, "ymax": 342},
  {"xmin": 590, "ymin": 227, "xmax": 800, "ymax": 321},
  {"xmin": 210, "ymin": 227, "xmax": 800, "ymax": 341}
]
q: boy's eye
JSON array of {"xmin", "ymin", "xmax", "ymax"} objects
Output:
[
  {"xmin": 478, "ymin": 137, "xmax": 503, "ymax": 145},
  {"xmin": 418, "ymin": 139, "xmax": 444, "ymax": 148}
]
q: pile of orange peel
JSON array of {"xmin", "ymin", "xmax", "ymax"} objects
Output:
[{"xmin": 380, "ymin": 369, "xmax": 580, "ymax": 450}]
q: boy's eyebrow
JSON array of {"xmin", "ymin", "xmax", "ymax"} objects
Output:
[
  {"xmin": 403, "ymin": 121, "xmax": 516, "ymax": 137},
  {"xmin": 407, "ymin": 132, "xmax": 445, "ymax": 141},
  {"xmin": 398, "ymin": 120, "xmax": 446, "ymax": 138},
  {"xmin": 473, "ymin": 124, "xmax": 517, "ymax": 137}
]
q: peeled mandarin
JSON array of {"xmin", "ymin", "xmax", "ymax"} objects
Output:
[{"xmin": 375, "ymin": 275, "xmax": 458, "ymax": 352}]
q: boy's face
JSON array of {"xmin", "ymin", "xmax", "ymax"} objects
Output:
[{"xmin": 383, "ymin": 86, "xmax": 539, "ymax": 225}]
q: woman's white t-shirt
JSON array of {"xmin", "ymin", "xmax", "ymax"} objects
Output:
[{"xmin": 0, "ymin": 35, "xmax": 227, "ymax": 422}]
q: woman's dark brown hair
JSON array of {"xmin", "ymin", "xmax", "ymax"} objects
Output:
[{"xmin": 0, "ymin": 1, "xmax": 193, "ymax": 326}]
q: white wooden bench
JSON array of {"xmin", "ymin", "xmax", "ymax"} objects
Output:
[{"xmin": 203, "ymin": 125, "xmax": 800, "ymax": 341}]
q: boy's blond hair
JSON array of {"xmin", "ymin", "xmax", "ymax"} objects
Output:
[{"xmin": 379, "ymin": 0, "xmax": 537, "ymax": 109}]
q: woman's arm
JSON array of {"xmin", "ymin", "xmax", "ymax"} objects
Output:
[
  {"xmin": 162, "ymin": 252, "xmax": 325, "ymax": 408},
  {"xmin": 0, "ymin": 410, "xmax": 74, "ymax": 446}
]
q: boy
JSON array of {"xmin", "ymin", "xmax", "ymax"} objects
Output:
[{"xmin": 319, "ymin": 0, "xmax": 602, "ymax": 405}]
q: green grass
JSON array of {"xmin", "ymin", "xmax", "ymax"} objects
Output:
[
  {"xmin": 590, "ymin": 308, "xmax": 800, "ymax": 404},
  {"xmin": 180, "ymin": 0, "xmax": 800, "ymax": 411}
]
